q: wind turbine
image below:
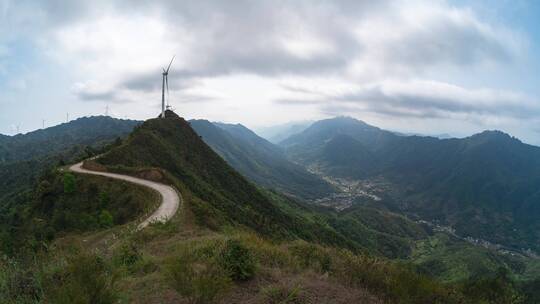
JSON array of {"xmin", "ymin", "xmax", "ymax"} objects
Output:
[{"xmin": 160, "ymin": 56, "xmax": 175, "ymax": 118}]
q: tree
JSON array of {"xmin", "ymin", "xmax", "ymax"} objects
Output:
[
  {"xmin": 219, "ymin": 239, "xmax": 255, "ymax": 281},
  {"xmin": 98, "ymin": 210, "xmax": 114, "ymax": 228},
  {"xmin": 63, "ymin": 173, "xmax": 76, "ymax": 194}
]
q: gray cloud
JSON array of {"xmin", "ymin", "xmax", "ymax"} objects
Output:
[
  {"xmin": 76, "ymin": 90, "xmax": 117, "ymax": 102},
  {"xmin": 122, "ymin": 72, "xmax": 201, "ymax": 93},
  {"xmin": 9, "ymin": 0, "xmax": 521, "ymax": 80},
  {"xmin": 338, "ymin": 84, "xmax": 537, "ymax": 119},
  {"xmin": 273, "ymin": 98, "xmax": 324, "ymax": 106},
  {"xmin": 375, "ymin": 13, "xmax": 519, "ymax": 69},
  {"xmin": 276, "ymin": 80, "xmax": 539, "ymax": 121},
  {"xmin": 2, "ymin": 0, "xmax": 537, "ymax": 143}
]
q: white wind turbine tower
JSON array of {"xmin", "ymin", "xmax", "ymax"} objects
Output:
[{"xmin": 160, "ymin": 56, "xmax": 175, "ymax": 118}]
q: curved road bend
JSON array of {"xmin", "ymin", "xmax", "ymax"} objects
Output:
[{"xmin": 69, "ymin": 162, "xmax": 180, "ymax": 229}]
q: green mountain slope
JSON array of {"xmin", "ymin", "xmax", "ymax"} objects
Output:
[
  {"xmin": 190, "ymin": 119, "xmax": 334, "ymax": 200},
  {"xmin": 95, "ymin": 111, "xmax": 351, "ymax": 246},
  {"xmin": 281, "ymin": 116, "xmax": 540, "ymax": 252},
  {"xmin": 0, "ymin": 116, "xmax": 140, "ymax": 208},
  {"xmin": 0, "ymin": 116, "xmax": 140, "ymax": 164}
]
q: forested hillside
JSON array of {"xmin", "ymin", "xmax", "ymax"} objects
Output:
[
  {"xmin": 0, "ymin": 116, "xmax": 140, "ymax": 210},
  {"xmin": 190, "ymin": 119, "xmax": 334, "ymax": 200},
  {"xmin": 281, "ymin": 117, "xmax": 540, "ymax": 252}
]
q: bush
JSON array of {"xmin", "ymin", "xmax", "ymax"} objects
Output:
[
  {"xmin": 219, "ymin": 239, "xmax": 255, "ymax": 281},
  {"xmin": 461, "ymin": 268, "xmax": 524, "ymax": 304},
  {"xmin": 112, "ymin": 241, "xmax": 157, "ymax": 275},
  {"xmin": 521, "ymin": 278, "xmax": 540, "ymax": 304},
  {"xmin": 63, "ymin": 173, "xmax": 76, "ymax": 194},
  {"xmin": 261, "ymin": 283, "xmax": 304, "ymax": 304},
  {"xmin": 330, "ymin": 250, "xmax": 462, "ymax": 304},
  {"xmin": 165, "ymin": 248, "xmax": 231, "ymax": 304},
  {"xmin": 0, "ymin": 257, "xmax": 41, "ymax": 303},
  {"xmin": 288, "ymin": 241, "xmax": 331, "ymax": 273},
  {"xmin": 113, "ymin": 241, "xmax": 141, "ymax": 268},
  {"xmin": 42, "ymin": 252, "xmax": 117, "ymax": 304},
  {"xmin": 98, "ymin": 210, "xmax": 113, "ymax": 228}
]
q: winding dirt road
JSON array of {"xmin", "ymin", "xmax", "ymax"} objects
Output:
[{"xmin": 69, "ymin": 162, "xmax": 180, "ymax": 229}]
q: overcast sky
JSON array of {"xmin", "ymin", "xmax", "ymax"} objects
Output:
[{"xmin": 1, "ymin": 0, "xmax": 540, "ymax": 144}]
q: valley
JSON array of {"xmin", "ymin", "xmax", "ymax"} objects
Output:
[
  {"xmin": 310, "ymin": 164, "xmax": 540, "ymax": 264},
  {"xmin": 310, "ymin": 170, "xmax": 384, "ymax": 210}
]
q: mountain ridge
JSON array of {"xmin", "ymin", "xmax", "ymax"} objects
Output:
[{"xmin": 280, "ymin": 116, "xmax": 540, "ymax": 252}]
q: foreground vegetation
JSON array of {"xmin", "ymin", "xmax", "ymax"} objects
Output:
[{"xmin": 2, "ymin": 222, "xmax": 539, "ymax": 304}]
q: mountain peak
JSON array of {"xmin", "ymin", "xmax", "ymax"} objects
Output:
[
  {"xmin": 323, "ymin": 116, "xmax": 369, "ymax": 125},
  {"xmin": 470, "ymin": 130, "xmax": 519, "ymax": 144},
  {"xmin": 162, "ymin": 109, "xmax": 181, "ymax": 119}
]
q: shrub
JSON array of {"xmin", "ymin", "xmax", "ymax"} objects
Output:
[
  {"xmin": 0, "ymin": 257, "xmax": 41, "ymax": 303},
  {"xmin": 165, "ymin": 248, "xmax": 231, "ymax": 304},
  {"xmin": 113, "ymin": 241, "xmax": 141, "ymax": 268},
  {"xmin": 43, "ymin": 252, "xmax": 117, "ymax": 304},
  {"xmin": 99, "ymin": 191, "xmax": 111, "ymax": 208},
  {"xmin": 288, "ymin": 241, "xmax": 331, "ymax": 273},
  {"xmin": 98, "ymin": 210, "xmax": 114, "ymax": 228},
  {"xmin": 112, "ymin": 241, "xmax": 156, "ymax": 275},
  {"xmin": 63, "ymin": 173, "xmax": 76, "ymax": 194},
  {"xmin": 461, "ymin": 268, "xmax": 524, "ymax": 304},
  {"xmin": 261, "ymin": 284, "xmax": 304, "ymax": 304},
  {"xmin": 219, "ymin": 239, "xmax": 255, "ymax": 281},
  {"xmin": 330, "ymin": 250, "xmax": 461, "ymax": 304}
]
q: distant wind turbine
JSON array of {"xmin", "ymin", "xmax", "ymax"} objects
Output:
[{"xmin": 160, "ymin": 56, "xmax": 175, "ymax": 118}]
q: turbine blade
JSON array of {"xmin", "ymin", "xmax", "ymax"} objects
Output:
[{"xmin": 165, "ymin": 55, "xmax": 175, "ymax": 73}]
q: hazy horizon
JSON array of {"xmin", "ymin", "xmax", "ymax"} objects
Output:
[{"xmin": 2, "ymin": 0, "xmax": 540, "ymax": 144}]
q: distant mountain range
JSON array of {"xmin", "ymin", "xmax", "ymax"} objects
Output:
[
  {"xmin": 0, "ymin": 116, "xmax": 140, "ymax": 164},
  {"xmin": 253, "ymin": 120, "xmax": 313, "ymax": 143},
  {"xmin": 280, "ymin": 116, "xmax": 540, "ymax": 252}
]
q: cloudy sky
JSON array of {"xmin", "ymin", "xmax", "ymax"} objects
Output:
[{"xmin": 1, "ymin": 0, "xmax": 540, "ymax": 144}]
